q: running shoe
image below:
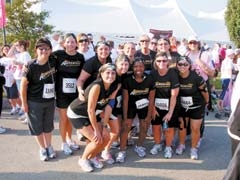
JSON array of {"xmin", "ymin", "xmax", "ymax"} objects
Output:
[
  {"xmin": 176, "ymin": 144, "xmax": 186, "ymax": 155},
  {"xmin": 134, "ymin": 145, "xmax": 146, "ymax": 158},
  {"xmin": 190, "ymin": 148, "xmax": 198, "ymax": 160},
  {"xmin": 89, "ymin": 157, "xmax": 104, "ymax": 169},
  {"xmin": 150, "ymin": 144, "xmax": 162, "ymax": 155},
  {"xmin": 164, "ymin": 146, "xmax": 173, "ymax": 159},
  {"xmin": 61, "ymin": 143, "xmax": 73, "ymax": 155},
  {"xmin": 78, "ymin": 159, "xmax": 93, "ymax": 172},
  {"xmin": 115, "ymin": 151, "xmax": 126, "ymax": 163}
]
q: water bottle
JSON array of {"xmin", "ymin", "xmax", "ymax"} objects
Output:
[{"xmin": 163, "ymin": 121, "xmax": 168, "ymax": 130}]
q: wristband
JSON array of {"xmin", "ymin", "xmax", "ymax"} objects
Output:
[{"xmin": 108, "ymin": 99, "xmax": 115, "ymax": 108}]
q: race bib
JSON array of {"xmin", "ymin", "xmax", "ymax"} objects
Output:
[
  {"xmin": 135, "ymin": 98, "xmax": 149, "ymax": 109},
  {"xmin": 180, "ymin": 96, "xmax": 193, "ymax": 108},
  {"xmin": 62, "ymin": 78, "xmax": 76, "ymax": 93},
  {"xmin": 43, "ymin": 83, "xmax": 55, "ymax": 99},
  {"xmin": 116, "ymin": 95, "xmax": 122, "ymax": 108},
  {"xmin": 155, "ymin": 98, "xmax": 169, "ymax": 110}
]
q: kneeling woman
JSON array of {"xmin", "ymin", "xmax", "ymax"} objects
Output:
[
  {"xmin": 67, "ymin": 63, "xmax": 116, "ymax": 172},
  {"xmin": 176, "ymin": 56, "xmax": 209, "ymax": 160}
]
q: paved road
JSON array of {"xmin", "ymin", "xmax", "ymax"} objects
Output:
[{"xmin": 0, "ymin": 108, "xmax": 231, "ymax": 180}]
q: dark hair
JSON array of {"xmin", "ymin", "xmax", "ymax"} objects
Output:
[
  {"xmin": 35, "ymin": 38, "xmax": 52, "ymax": 49},
  {"xmin": 17, "ymin": 40, "xmax": 30, "ymax": 51},
  {"xmin": 177, "ymin": 56, "xmax": 192, "ymax": 64}
]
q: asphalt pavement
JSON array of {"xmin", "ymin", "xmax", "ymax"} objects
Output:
[{"xmin": 0, "ymin": 106, "xmax": 231, "ymax": 180}]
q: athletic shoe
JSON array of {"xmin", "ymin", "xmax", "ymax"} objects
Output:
[
  {"xmin": 0, "ymin": 126, "xmax": 6, "ymax": 134},
  {"xmin": 76, "ymin": 130, "xmax": 86, "ymax": 141},
  {"xmin": 190, "ymin": 148, "xmax": 198, "ymax": 160},
  {"xmin": 18, "ymin": 114, "xmax": 26, "ymax": 120},
  {"xmin": 47, "ymin": 145, "xmax": 56, "ymax": 159},
  {"xmin": 10, "ymin": 108, "xmax": 18, "ymax": 115},
  {"xmin": 39, "ymin": 148, "xmax": 48, "ymax": 161},
  {"xmin": 21, "ymin": 118, "xmax": 28, "ymax": 124},
  {"xmin": 101, "ymin": 151, "xmax": 115, "ymax": 164},
  {"xmin": 18, "ymin": 109, "xmax": 24, "ymax": 116},
  {"xmin": 89, "ymin": 157, "xmax": 104, "ymax": 169},
  {"xmin": 78, "ymin": 159, "xmax": 93, "ymax": 172},
  {"xmin": 164, "ymin": 146, "xmax": 173, "ymax": 159},
  {"xmin": 61, "ymin": 143, "xmax": 73, "ymax": 155},
  {"xmin": 115, "ymin": 151, "xmax": 126, "ymax": 163},
  {"xmin": 150, "ymin": 144, "xmax": 162, "ymax": 155},
  {"xmin": 215, "ymin": 112, "xmax": 222, "ymax": 119},
  {"xmin": 67, "ymin": 141, "xmax": 80, "ymax": 150},
  {"xmin": 176, "ymin": 144, "xmax": 186, "ymax": 155},
  {"xmin": 111, "ymin": 141, "xmax": 120, "ymax": 149},
  {"xmin": 134, "ymin": 145, "xmax": 146, "ymax": 158}
]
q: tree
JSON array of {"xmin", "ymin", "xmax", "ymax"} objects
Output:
[
  {"xmin": 225, "ymin": 0, "xmax": 240, "ymax": 47},
  {"xmin": 1, "ymin": 0, "xmax": 54, "ymax": 55}
]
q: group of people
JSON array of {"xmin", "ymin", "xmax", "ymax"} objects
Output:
[{"xmin": 0, "ymin": 32, "xmax": 236, "ymax": 174}]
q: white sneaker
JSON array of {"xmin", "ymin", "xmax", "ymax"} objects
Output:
[
  {"xmin": 47, "ymin": 145, "xmax": 56, "ymax": 159},
  {"xmin": 164, "ymin": 147, "xmax": 173, "ymax": 159},
  {"xmin": 10, "ymin": 108, "xmax": 18, "ymax": 115},
  {"xmin": 0, "ymin": 126, "xmax": 6, "ymax": 134},
  {"xmin": 21, "ymin": 118, "xmax": 28, "ymax": 124},
  {"xmin": 176, "ymin": 144, "xmax": 186, "ymax": 155},
  {"xmin": 115, "ymin": 151, "xmax": 126, "ymax": 163},
  {"xmin": 61, "ymin": 143, "xmax": 73, "ymax": 155},
  {"xmin": 101, "ymin": 151, "xmax": 115, "ymax": 164},
  {"xmin": 18, "ymin": 114, "xmax": 26, "ymax": 120},
  {"xmin": 190, "ymin": 148, "xmax": 198, "ymax": 160},
  {"xmin": 78, "ymin": 159, "xmax": 93, "ymax": 172},
  {"xmin": 39, "ymin": 148, "xmax": 48, "ymax": 161},
  {"xmin": 89, "ymin": 157, "xmax": 104, "ymax": 169},
  {"xmin": 111, "ymin": 141, "xmax": 120, "ymax": 149},
  {"xmin": 134, "ymin": 146, "xmax": 146, "ymax": 158},
  {"xmin": 150, "ymin": 144, "xmax": 162, "ymax": 155},
  {"xmin": 67, "ymin": 141, "xmax": 80, "ymax": 150}
]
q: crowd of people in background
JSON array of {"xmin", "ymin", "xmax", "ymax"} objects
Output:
[{"xmin": 0, "ymin": 32, "xmax": 239, "ymax": 173}]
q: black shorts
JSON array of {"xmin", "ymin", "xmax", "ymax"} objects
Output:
[
  {"xmin": 27, "ymin": 100, "xmax": 55, "ymax": 136},
  {"xmin": 4, "ymin": 83, "xmax": 19, "ymax": 99},
  {"xmin": 69, "ymin": 115, "xmax": 101, "ymax": 129},
  {"xmin": 127, "ymin": 106, "xmax": 148, "ymax": 119},
  {"xmin": 179, "ymin": 105, "xmax": 205, "ymax": 119},
  {"xmin": 56, "ymin": 94, "xmax": 77, "ymax": 108},
  {"xmin": 151, "ymin": 108, "xmax": 180, "ymax": 128}
]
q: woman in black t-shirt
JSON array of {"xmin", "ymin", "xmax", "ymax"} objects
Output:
[
  {"xmin": 52, "ymin": 33, "xmax": 85, "ymax": 156},
  {"xmin": 21, "ymin": 38, "xmax": 57, "ymax": 161},
  {"xmin": 115, "ymin": 59, "xmax": 155, "ymax": 163},
  {"xmin": 176, "ymin": 56, "xmax": 209, "ymax": 160},
  {"xmin": 67, "ymin": 63, "xmax": 116, "ymax": 172},
  {"xmin": 150, "ymin": 52, "xmax": 180, "ymax": 159}
]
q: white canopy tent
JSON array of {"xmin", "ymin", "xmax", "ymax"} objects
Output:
[{"xmin": 37, "ymin": 0, "xmax": 230, "ymax": 42}]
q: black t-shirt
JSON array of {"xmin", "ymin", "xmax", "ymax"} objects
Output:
[
  {"xmin": 82, "ymin": 55, "xmax": 112, "ymax": 89},
  {"xmin": 134, "ymin": 50, "xmax": 156, "ymax": 71},
  {"xmin": 179, "ymin": 70, "xmax": 205, "ymax": 108},
  {"xmin": 23, "ymin": 58, "xmax": 57, "ymax": 102},
  {"xmin": 52, "ymin": 50, "xmax": 85, "ymax": 97},
  {"xmin": 151, "ymin": 68, "xmax": 180, "ymax": 111},
  {"xmin": 122, "ymin": 73, "xmax": 154, "ymax": 108},
  {"xmin": 69, "ymin": 79, "xmax": 116, "ymax": 117}
]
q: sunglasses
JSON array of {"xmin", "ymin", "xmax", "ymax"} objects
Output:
[
  {"xmin": 151, "ymin": 42, "xmax": 157, "ymax": 45},
  {"xmin": 140, "ymin": 40, "xmax": 150, "ymax": 43},
  {"xmin": 177, "ymin": 63, "xmax": 189, "ymax": 67},
  {"xmin": 79, "ymin": 39, "xmax": 88, "ymax": 43},
  {"xmin": 156, "ymin": 59, "xmax": 168, "ymax": 63},
  {"xmin": 158, "ymin": 43, "xmax": 169, "ymax": 46},
  {"xmin": 189, "ymin": 41, "xmax": 198, "ymax": 45},
  {"xmin": 38, "ymin": 47, "xmax": 50, "ymax": 51}
]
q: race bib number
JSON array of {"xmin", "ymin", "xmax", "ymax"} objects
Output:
[
  {"xmin": 135, "ymin": 98, "xmax": 149, "ymax": 109},
  {"xmin": 62, "ymin": 78, "xmax": 76, "ymax": 93},
  {"xmin": 155, "ymin": 98, "xmax": 169, "ymax": 110},
  {"xmin": 180, "ymin": 96, "xmax": 193, "ymax": 108},
  {"xmin": 43, "ymin": 83, "xmax": 55, "ymax": 99},
  {"xmin": 116, "ymin": 95, "xmax": 122, "ymax": 108}
]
